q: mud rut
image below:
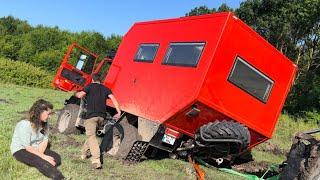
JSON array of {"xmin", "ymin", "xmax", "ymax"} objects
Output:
[
  {"xmin": 232, "ymin": 142, "xmax": 286, "ymax": 178},
  {"xmin": 233, "ymin": 138, "xmax": 320, "ymax": 179},
  {"xmin": 51, "ymin": 121, "xmax": 320, "ymax": 179}
]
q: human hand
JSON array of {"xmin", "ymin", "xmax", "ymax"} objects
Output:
[
  {"xmin": 113, "ymin": 112, "xmax": 121, "ymax": 120},
  {"xmin": 42, "ymin": 155, "xmax": 56, "ymax": 166}
]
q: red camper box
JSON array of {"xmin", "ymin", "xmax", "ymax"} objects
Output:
[
  {"xmin": 56, "ymin": 12, "xmax": 297, "ymax": 164},
  {"xmin": 105, "ymin": 12, "xmax": 296, "ymax": 148}
]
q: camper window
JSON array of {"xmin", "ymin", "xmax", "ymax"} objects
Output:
[
  {"xmin": 162, "ymin": 42, "xmax": 205, "ymax": 67},
  {"xmin": 134, "ymin": 44, "xmax": 159, "ymax": 62},
  {"xmin": 228, "ymin": 56, "xmax": 274, "ymax": 103}
]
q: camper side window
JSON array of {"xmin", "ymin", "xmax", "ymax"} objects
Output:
[
  {"xmin": 228, "ymin": 57, "xmax": 274, "ymax": 103},
  {"xmin": 134, "ymin": 44, "xmax": 159, "ymax": 62},
  {"xmin": 162, "ymin": 42, "xmax": 205, "ymax": 67}
]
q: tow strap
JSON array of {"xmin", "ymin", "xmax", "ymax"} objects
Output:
[{"xmin": 188, "ymin": 156, "xmax": 205, "ymax": 180}]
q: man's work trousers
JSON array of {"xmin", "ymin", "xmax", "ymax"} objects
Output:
[{"xmin": 82, "ymin": 116, "xmax": 104, "ymax": 164}]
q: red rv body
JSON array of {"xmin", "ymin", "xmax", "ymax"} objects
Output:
[
  {"xmin": 104, "ymin": 12, "xmax": 297, "ymax": 148},
  {"xmin": 56, "ymin": 12, "xmax": 297, "ymax": 164}
]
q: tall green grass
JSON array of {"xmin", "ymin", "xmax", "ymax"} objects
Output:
[
  {"xmin": 265, "ymin": 114, "xmax": 319, "ymax": 150},
  {"xmin": 251, "ymin": 113, "xmax": 319, "ymax": 166}
]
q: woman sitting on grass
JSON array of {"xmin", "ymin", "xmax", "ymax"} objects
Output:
[{"xmin": 10, "ymin": 99, "xmax": 64, "ymax": 180}]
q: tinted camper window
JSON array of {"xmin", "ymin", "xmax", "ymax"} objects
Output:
[
  {"xmin": 228, "ymin": 57, "xmax": 274, "ymax": 103},
  {"xmin": 134, "ymin": 44, "xmax": 159, "ymax": 62},
  {"xmin": 162, "ymin": 42, "xmax": 205, "ymax": 67}
]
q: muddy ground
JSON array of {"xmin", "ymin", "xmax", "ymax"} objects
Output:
[
  {"xmin": 232, "ymin": 161, "xmax": 280, "ymax": 178},
  {"xmin": 255, "ymin": 141, "xmax": 287, "ymax": 155},
  {"xmin": 232, "ymin": 141, "xmax": 287, "ymax": 177},
  {"xmin": 52, "ymin": 125, "xmax": 287, "ymax": 178},
  {"xmin": 53, "ymin": 128, "xmax": 320, "ymax": 179}
]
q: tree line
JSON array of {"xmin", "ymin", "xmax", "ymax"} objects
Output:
[
  {"xmin": 0, "ymin": 16, "xmax": 122, "ymax": 72},
  {"xmin": 0, "ymin": 0, "xmax": 319, "ymax": 116}
]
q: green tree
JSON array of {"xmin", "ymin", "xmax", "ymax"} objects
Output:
[
  {"xmin": 32, "ymin": 50, "xmax": 64, "ymax": 72},
  {"xmin": 0, "ymin": 16, "xmax": 31, "ymax": 35},
  {"xmin": 185, "ymin": 4, "xmax": 233, "ymax": 17},
  {"xmin": 218, "ymin": 3, "xmax": 234, "ymax": 12},
  {"xmin": 75, "ymin": 31, "xmax": 108, "ymax": 57},
  {"xmin": 0, "ymin": 35, "xmax": 23, "ymax": 60},
  {"xmin": 236, "ymin": 0, "xmax": 320, "ymax": 114},
  {"xmin": 105, "ymin": 34, "xmax": 122, "ymax": 57},
  {"xmin": 185, "ymin": 6, "xmax": 216, "ymax": 16},
  {"xmin": 28, "ymin": 26, "xmax": 70, "ymax": 52}
]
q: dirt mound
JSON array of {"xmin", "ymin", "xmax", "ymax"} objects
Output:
[
  {"xmin": 256, "ymin": 141, "xmax": 287, "ymax": 155},
  {"xmin": 59, "ymin": 139, "xmax": 82, "ymax": 148},
  {"xmin": 50, "ymin": 126, "xmax": 60, "ymax": 134},
  {"xmin": 232, "ymin": 161, "xmax": 272, "ymax": 176},
  {"xmin": 56, "ymin": 134, "xmax": 82, "ymax": 148}
]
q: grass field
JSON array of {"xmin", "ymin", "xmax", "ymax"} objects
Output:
[{"xmin": 0, "ymin": 83, "xmax": 319, "ymax": 180}]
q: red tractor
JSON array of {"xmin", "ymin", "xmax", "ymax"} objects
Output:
[
  {"xmin": 54, "ymin": 12, "xmax": 298, "ymax": 166},
  {"xmin": 52, "ymin": 43, "xmax": 112, "ymax": 92}
]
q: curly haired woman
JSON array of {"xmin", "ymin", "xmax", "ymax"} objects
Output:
[{"xmin": 10, "ymin": 99, "xmax": 64, "ymax": 180}]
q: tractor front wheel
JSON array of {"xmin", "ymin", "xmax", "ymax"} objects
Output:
[{"xmin": 56, "ymin": 104, "xmax": 80, "ymax": 134}]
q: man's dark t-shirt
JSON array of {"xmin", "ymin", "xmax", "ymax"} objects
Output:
[{"xmin": 83, "ymin": 83, "xmax": 112, "ymax": 119}]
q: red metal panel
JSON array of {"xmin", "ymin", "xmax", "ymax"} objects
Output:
[
  {"xmin": 198, "ymin": 15, "xmax": 297, "ymax": 139},
  {"xmin": 164, "ymin": 102, "xmax": 267, "ymax": 146},
  {"xmin": 164, "ymin": 102, "xmax": 230, "ymax": 137},
  {"xmin": 105, "ymin": 13, "xmax": 231, "ymax": 123}
]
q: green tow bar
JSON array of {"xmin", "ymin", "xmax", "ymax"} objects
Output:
[
  {"xmin": 219, "ymin": 165, "xmax": 280, "ymax": 180},
  {"xmin": 195, "ymin": 158, "xmax": 281, "ymax": 180}
]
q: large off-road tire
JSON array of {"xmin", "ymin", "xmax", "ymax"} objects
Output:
[
  {"xmin": 56, "ymin": 104, "xmax": 80, "ymax": 134},
  {"xmin": 196, "ymin": 120, "xmax": 250, "ymax": 150},
  {"xmin": 194, "ymin": 120, "xmax": 250, "ymax": 165},
  {"xmin": 115, "ymin": 114, "xmax": 140, "ymax": 159},
  {"xmin": 281, "ymin": 139, "xmax": 320, "ymax": 180},
  {"xmin": 101, "ymin": 113, "xmax": 140, "ymax": 160}
]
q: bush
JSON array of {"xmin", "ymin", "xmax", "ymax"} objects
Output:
[
  {"xmin": 0, "ymin": 57, "xmax": 54, "ymax": 88},
  {"xmin": 304, "ymin": 111, "xmax": 320, "ymax": 125}
]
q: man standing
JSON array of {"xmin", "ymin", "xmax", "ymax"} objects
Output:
[{"xmin": 75, "ymin": 73, "xmax": 121, "ymax": 169}]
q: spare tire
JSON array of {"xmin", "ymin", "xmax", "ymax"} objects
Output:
[{"xmin": 56, "ymin": 104, "xmax": 80, "ymax": 134}]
